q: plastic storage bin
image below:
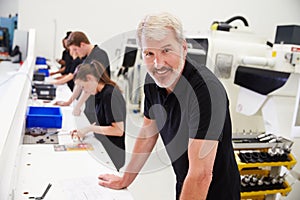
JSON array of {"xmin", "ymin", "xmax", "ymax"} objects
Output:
[
  {"xmin": 34, "ymin": 83, "xmax": 56, "ymax": 100},
  {"xmin": 35, "ymin": 56, "xmax": 47, "ymax": 65},
  {"xmin": 26, "ymin": 106, "xmax": 62, "ymax": 128},
  {"xmin": 37, "ymin": 68, "xmax": 49, "ymax": 77}
]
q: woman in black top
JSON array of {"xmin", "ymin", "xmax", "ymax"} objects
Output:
[
  {"xmin": 51, "ymin": 32, "xmax": 72, "ymax": 76},
  {"xmin": 71, "ymin": 60, "xmax": 126, "ymax": 171},
  {"xmin": 51, "ymin": 31, "xmax": 83, "ymax": 91}
]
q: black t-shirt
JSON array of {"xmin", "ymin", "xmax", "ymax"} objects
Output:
[
  {"xmin": 144, "ymin": 60, "xmax": 240, "ymax": 200},
  {"xmin": 60, "ymin": 49, "xmax": 83, "ymax": 91},
  {"xmin": 93, "ymin": 84, "xmax": 126, "ymax": 171},
  {"xmin": 83, "ymin": 45, "xmax": 111, "ymax": 123},
  {"xmin": 65, "ymin": 57, "xmax": 82, "ymax": 91},
  {"xmin": 82, "ymin": 45, "xmax": 110, "ymax": 77},
  {"xmin": 60, "ymin": 50, "xmax": 70, "ymax": 75}
]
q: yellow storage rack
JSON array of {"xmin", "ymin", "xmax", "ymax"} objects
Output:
[
  {"xmin": 235, "ymin": 152, "xmax": 297, "ymax": 171},
  {"xmin": 241, "ymin": 180, "xmax": 291, "ymax": 200},
  {"xmin": 235, "ymin": 151, "xmax": 297, "ymax": 200}
]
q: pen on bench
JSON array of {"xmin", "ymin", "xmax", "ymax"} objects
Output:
[
  {"xmin": 40, "ymin": 183, "xmax": 52, "ymax": 199},
  {"xmin": 28, "ymin": 183, "xmax": 52, "ymax": 199}
]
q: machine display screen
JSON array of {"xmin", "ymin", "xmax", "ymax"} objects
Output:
[
  {"xmin": 187, "ymin": 52, "xmax": 207, "ymax": 66},
  {"xmin": 122, "ymin": 46, "xmax": 138, "ymax": 68},
  {"xmin": 186, "ymin": 38, "xmax": 208, "ymax": 66}
]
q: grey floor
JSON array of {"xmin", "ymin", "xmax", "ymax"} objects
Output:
[{"xmin": 124, "ymin": 110, "xmax": 300, "ymax": 200}]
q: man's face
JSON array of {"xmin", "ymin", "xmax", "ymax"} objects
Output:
[
  {"xmin": 141, "ymin": 29, "xmax": 187, "ymax": 90},
  {"xmin": 69, "ymin": 43, "xmax": 86, "ymax": 59}
]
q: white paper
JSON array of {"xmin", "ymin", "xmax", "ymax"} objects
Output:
[{"xmin": 60, "ymin": 176, "xmax": 132, "ymax": 200}]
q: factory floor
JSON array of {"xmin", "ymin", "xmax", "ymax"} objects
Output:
[{"xmin": 123, "ymin": 110, "xmax": 300, "ymax": 200}]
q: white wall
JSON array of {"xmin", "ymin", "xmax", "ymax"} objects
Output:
[
  {"xmin": 0, "ymin": 0, "xmax": 18, "ymax": 17},
  {"xmin": 17, "ymin": 0, "xmax": 300, "ymax": 71}
]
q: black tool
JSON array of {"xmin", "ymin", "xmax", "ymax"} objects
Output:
[{"xmin": 29, "ymin": 183, "xmax": 52, "ymax": 200}]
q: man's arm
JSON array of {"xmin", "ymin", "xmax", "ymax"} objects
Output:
[
  {"xmin": 180, "ymin": 139, "xmax": 218, "ymax": 200},
  {"xmin": 73, "ymin": 121, "xmax": 125, "ymax": 139},
  {"xmin": 98, "ymin": 116, "xmax": 159, "ymax": 189},
  {"xmin": 54, "ymin": 84, "xmax": 82, "ymax": 106},
  {"xmin": 50, "ymin": 66, "xmax": 65, "ymax": 76},
  {"xmin": 72, "ymin": 90, "xmax": 90, "ymax": 115},
  {"xmin": 51, "ymin": 73, "xmax": 73, "ymax": 85}
]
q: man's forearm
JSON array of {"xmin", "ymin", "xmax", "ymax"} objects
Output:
[
  {"xmin": 121, "ymin": 133, "xmax": 158, "ymax": 186},
  {"xmin": 75, "ymin": 91, "xmax": 90, "ymax": 110},
  {"xmin": 67, "ymin": 84, "xmax": 82, "ymax": 104},
  {"xmin": 180, "ymin": 174, "xmax": 212, "ymax": 200}
]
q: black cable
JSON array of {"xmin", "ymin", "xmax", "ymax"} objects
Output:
[
  {"xmin": 224, "ymin": 16, "xmax": 249, "ymax": 27},
  {"xmin": 211, "ymin": 15, "xmax": 249, "ymax": 32}
]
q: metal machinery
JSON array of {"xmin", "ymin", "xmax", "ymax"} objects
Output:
[
  {"xmin": 0, "ymin": 26, "xmax": 10, "ymax": 60},
  {"xmin": 115, "ymin": 38, "xmax": 145, "ymax": 112},
  {"xmin": 0, "ymin": 14, "xmax": 20, "ymax": 62},
  {"xmin": 185, "ymin": 16, "xmax": 300, "ymax": 200}
]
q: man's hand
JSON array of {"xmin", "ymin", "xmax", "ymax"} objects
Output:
[
  {"xmin": 70, "ymin": 129, "xmax": 86, "ymax": 141},
  {"xmin": 71, "ymin": 123, "xmax": 95, "ymax": 141},
  {"xmin": 70, "ymin": 130, "xmax": 82, "ymax": 142},
  {"xmin": 98, "ymin": 174, "xmax": 127, "ymax": 190},
  {"xmin": 53, "ymin": 101, "xmax": 71, "ymax": 106}
]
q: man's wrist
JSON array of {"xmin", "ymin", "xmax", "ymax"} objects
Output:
[
  {"xmin": 88, "ymin": 124, "xmax": 94, "ymax": 133},
  {"xmin": 120, "ymin": 172, "xmax": 136, "ymax": 188}
]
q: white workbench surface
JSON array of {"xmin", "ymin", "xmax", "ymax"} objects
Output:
[{"xmin": 13, "ymin": 83, "xmax": 134, "ymax": 200}]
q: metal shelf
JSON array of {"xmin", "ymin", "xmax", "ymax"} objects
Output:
[
  {"xmin": 235, "ymin": 152, "xmax": 297, "ymax": 171},
  {"xmin": 241, "ymin": 181, "xmax": 291, "ymax": 199}
]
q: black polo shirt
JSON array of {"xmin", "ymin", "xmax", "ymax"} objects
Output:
[
  {"xmin": 83, "ymin": 45, "xmax": 111, "ymax": 124},
  {"xmin": 65, "ymin": 56, "xmax": 82, "ymax": 91},
  {"xmin": 144, "ymin": 60, "xmax": 240, "ymax": 199},
  {"xmin": 60, "ymin": 50, "xmax": 70, "ymax": 75},
  {"xmin": 93, "ymin": 84, "xmax": 126, "ymax": 171}
]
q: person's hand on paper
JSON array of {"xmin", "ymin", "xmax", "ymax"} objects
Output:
[
  {"xmin": 98, "ymin": 174, "xmax": 126, "ymax": 190},
  {"xmin": 53, "ymin": 100, "xmax": 71, "ymax": 106}
]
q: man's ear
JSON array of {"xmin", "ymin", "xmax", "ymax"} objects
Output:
[
  {"xmin": 86, "ymin": 74, "xmax": 94, "ymax": 81},
  {"xmin": 182, "ymin": 40, "xmax": 188, "ymax": 57},
  {"xmin": 79, "ymin": 42, "xmax": 84, "ymax": 48}
]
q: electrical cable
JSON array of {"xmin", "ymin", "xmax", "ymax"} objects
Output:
[
  {"xmin": 211, "ymin": 15, "xmax": 249, "ymax": 31},
  {"xmin": 224, "ymin": 15, "xmax": 249, "ymax": 27}
]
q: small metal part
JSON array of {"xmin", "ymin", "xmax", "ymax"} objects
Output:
[
  {"xmin": 36, "ymin": 139, "xmax": 45, "ymax": 144},
  {"xmin": 25, "ymin": 127, "xmax": 47, "ymax": 137},
  {"xmin": 259, "ymin": 135, "xmax": 275, "ymax": 142},
  {"xmin": 268, "ymin": 138, "xmax": 277, "ymax": 143},
  {"xmin": 268, "ymin": 146, "xmax": 277, "ymax": 156},
  {"xmin": 257, "ymin": 176, "xmax": 264, "ymax": 186},
  {"xmin": 257, "ymin": 133, "xmax": 269, "ymax": 139},
  {"xmin": 275, "ymin": 147, "xmax": 285, "ymax": 155},
  {"xmin": 271, "ymin": 176, "xmax": 277, "ymax": 184},
  {"xmin": 249, "ymin": 175, "xmax": 257, "ymax": 186}
]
